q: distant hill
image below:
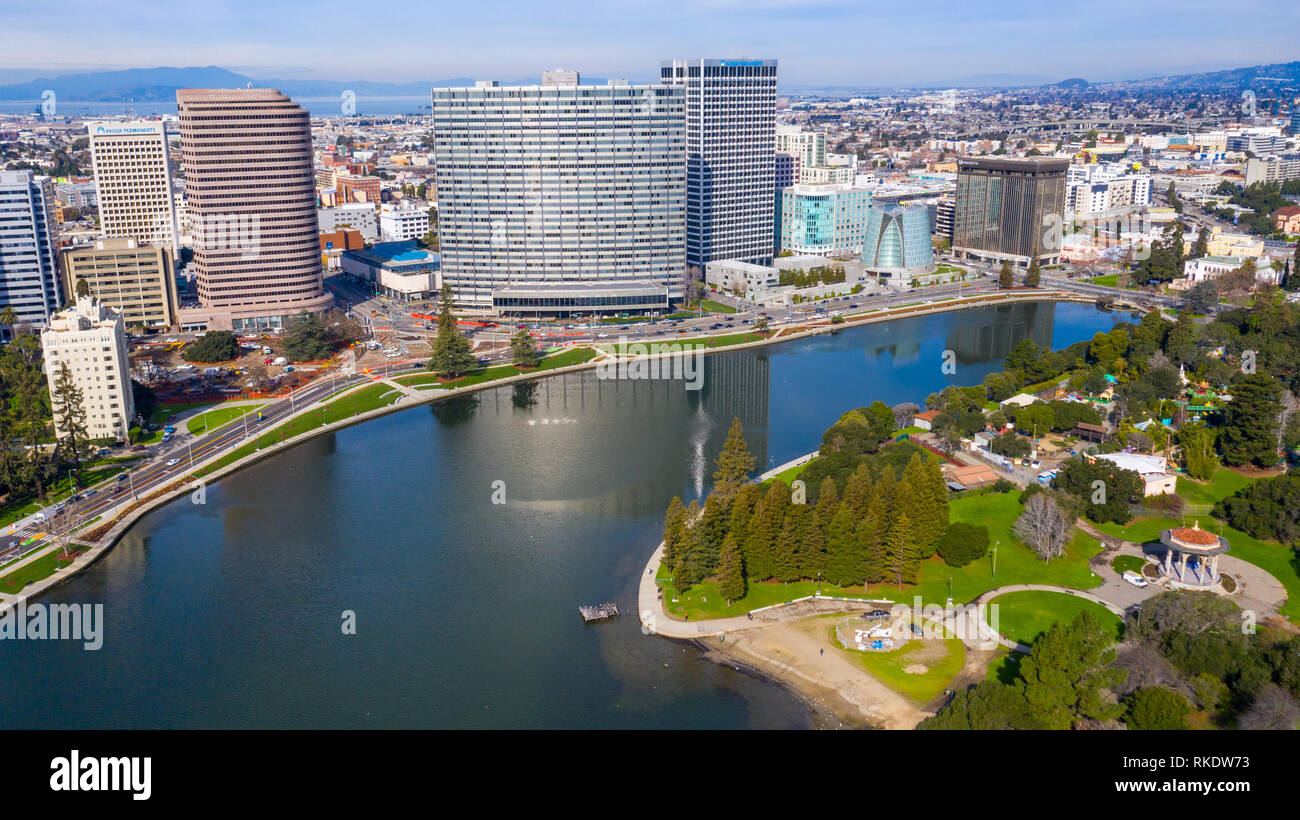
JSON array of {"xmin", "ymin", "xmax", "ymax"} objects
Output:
[
  {"xmin": 1097, "ymin": 61, "xmax": 1300, "ymax": 92},
  {"xmin": 0, "ymin": 66, "xmax": 624, "ymax": 102},
  {"xmin": 1051, "ymin": 77, "xmax": 1091, "ymax": 89}
]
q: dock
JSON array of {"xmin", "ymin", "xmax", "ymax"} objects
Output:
[{"xmin": 579, "ymin": 602, "xmax": 619, "ymax": 622}]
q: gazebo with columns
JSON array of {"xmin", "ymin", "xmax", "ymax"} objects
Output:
[{"xmin": 1158, "ymin": 522, "xmax": 1230, "ymax": 588}]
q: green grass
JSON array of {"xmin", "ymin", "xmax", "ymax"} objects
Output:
[
  {"xmin": 140, "ymin": 400, "xmax": 219, "ymax": 444},
  {"xmin": 1112, "ymin": 555, "xmax": 1147, "ymax": 575},
  {"xmin": 988, "ymin": 590, "xmax": 1123, "ymax": 645},
  {"xmin": 1089, "ymin": 274, "xmax": 1119, "ymax": 287},
  {"xmin": 1176, "ymin": 469, "xmax": 1253, "ymax": 512},
  {"xmin": 185, "ymin": 403, "xmax": 266, "ymax": 435},
  {"xmin": 765, "ymin": 460, "xmax": 810, "ymax": 487},
  {"xmin": 659, "ymin": 572, "xmax": 880, "ymax": 621},
  {"xmin": 0, "ymin": 464, "xmax": 131, "ymax": 528},
  {"xmin": 395, "ymin": 347, "xmax": 597, "ymax": 388},
  {"xmin": 697, "ymin": 300, "xmax": 738, "ymax": 314},
  {"xmin": 0, "ymin": 548, "xmax": 83, "ymax": 594},
  {"xmin": 833, "ymin": 621, "xmax": 967, "ymax": 703}
]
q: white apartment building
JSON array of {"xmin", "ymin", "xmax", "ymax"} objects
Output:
[
  {"xmin": 430, "ymin": 74, "xmax": 686, "ymax": 310},
  {"xmin": 800, "ymin": 165, "xmax": 857, "ymax": 185},
  {"xmin": 1066, "ymin": 163, "xmax": 1153, "ymax": 215},
  {"xmin": 41, "ymin": 296, "xmax": 135, "ymax": 442},
  {"xmin": 662, "ymin": 59, "xmax": 778, "ymax": 269},
  {"xmin": 87, "ymin": 120, "xmax": 180, "ymax": 257},
  {"xmin": 319, "ymin": 202, "xmax": 379, "ymax": 241},
  {"xmin": 378, "ymin": 202, "xmax": 429, "ymax": 242},
  {"xmin": 0, "ymin": 170, "xmax": 62, "ymax": 333},
  {"xmin": 775, "ymin": 124, "xmax": 825, "ymax": 182}
]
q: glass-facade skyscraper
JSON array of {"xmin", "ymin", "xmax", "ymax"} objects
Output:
[
  {"xmin": 861, "ymin": 204, "xmax": 934, "ymax": 284},
  {"xmin": 952, "ymin": 157, "xmax": 1068, "ymax": 266},
  {"xmin": 660, "ymin": 59, "xmax": 778, "ymax": 271},
  {"xmin": 430, "ymin": 76, "xmax": 686, "ymax": 310},
  {"xmin": 0, "ymin": 170, "xmax": 61, "ymax": 333}
]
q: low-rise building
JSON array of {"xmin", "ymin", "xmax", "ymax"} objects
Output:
[
  {"xmin": 40, "ymin": 296, "xmax": 135, "ymax": 442},
  {"xmin": 1091, "ymin": 452, "xmax": 1176, "ymax": 496},
  {"xmin": 340, "ymin": 241, "xmax": 441, "ymax": 303},
  {"xmin": 318, "ymin": 203, "xmax": 378, "ymax": 241},
  {"xmin": 1273, "ymin": 205, "xmax": 1300, "ymax": 234}
]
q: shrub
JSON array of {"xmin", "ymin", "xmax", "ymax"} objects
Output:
[
  {"xmin": 183, "ymin": 331, "xmax": 240, "ymax": 363},
  {"xmin": 937, "ymin": 521, "xmax": 990, "ymax": 568}
]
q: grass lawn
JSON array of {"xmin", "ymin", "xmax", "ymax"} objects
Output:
[
  {"xmin": 1112, "ymin": 555, "xmax": 1147, "ymax": 575},
  {"xmin": 0, "ymin": 548, "xmax": 83, "ymax": 594},
  {"xmin": 139, "ymin": 400, "xmax": 219, "ymax": 444},
  {"xmin": 1176, "ymin": 469, "xmax": 1253, "ymax": 513},
  {"xmin": 988, "ymin": 590, "xmax": 1123, "ymax": 646},
  {"xmin": 831, "ymin": 620, "xmax": 966, "ymax": 703},
  {"xmin": 186, "ymin": 403, "xmax": 266, "ymax": 435},
  {"xmin": 896, "ymin": 426, "xmax": 926, "ymax": 437},
  {"xmin": 659, "ymin": 490, "xmax": 1105, "ymax": 620},
  {"xmin": 685, "ymin": 299, "xmax": 739, "ymax": 314},
  {"xmin": 0, "ymin": 464, "xmax": 132, "ymax": 528},
  {"xmin": 395, "ymin": 347, "xmax": 597, "ymax": 388},
  {"xmin": 765, "ymin": 460, "xmax": 810, "ymax": 487},
  {"xmin": 1089, "ymin": 274, "xmax": 1119, "ymax": 287}
]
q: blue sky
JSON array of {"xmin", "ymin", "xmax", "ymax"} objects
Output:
[{"xmin": 5, "ymin": 0, "xmax": 1298, "ymax": 87}]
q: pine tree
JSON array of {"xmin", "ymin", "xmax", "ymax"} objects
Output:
[
  {"xmin": 717, "ymin": 534, "xmax": 746, "ymax": 604},
  {"xmin": 862, "ymin": 483, "xmax": 889, "ymax": 583},
  {"xmin": 824, "ymin": 503, "xmax": 861, "ymax": 587},
  {"xmin": 727, "ymin": 484, "xmax": 760, "ymax": 551},
  {"xmin": 50, "ymin": 362, "xmax": 89, "ymax": 472},
  {"xmin": 693, "ymin": 495, "xmax": 729, "ymax": 575},
  {"xmin": 1024, "ymin": 259, "xmax": 1041, "ymax": 288},
  {"xmin": 885, "ymin": 511, "xmax": 915, "ymax": 590},
  {"xmin": 773, "ymin": 514, "xmax": 801, "ymax": 583},
  {"xmin": 713, "ymin": 417, "xmax": 755, "ymax": 496},
  {"xmin": 428, "ymin": 283, "xmax": 476, "ymax": 378},
  {"xmin": 815, "ymin": 476, "xmax": 839, "ymax": 520},
  {"xmin": 662, "ymin": 496, "xmax": 687, "ymax": 566},
  {"xmin": 798, "ymin": 506, "xmax": 827, "ymax": 580},
  {"xmin": 841, "ymin": 462, "xmax": 872, "ymax": 517},
  {"xmin": 999, "ymin": 262, "xmax": 1015, "ymax": 289},
  {"xmin": 509, "ymin": 330, "xmax": 540, "ymax": 368}
]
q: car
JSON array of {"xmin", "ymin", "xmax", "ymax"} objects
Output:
[
  {"xmin": 32, "ymin": 512, "xmax": 46, "ymax": 523},
  {"xmin": 116, "ymin": 473, "xmax": 128, "ymax": 482},
  {"xmin": 83, "ymin": 488, "xmax": 96, "ymax": 497},
  {"xmin": 165, "ymin": 459, "xmax": 180, "ymax": 467},
  {"xmin": 1122, "ymin": 570, "xmax": 1148, "ymax": 588}
]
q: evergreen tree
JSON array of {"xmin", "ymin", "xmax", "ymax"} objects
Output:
[
  {"xmin": 50, "ymin": 362, "xmax": 89, "ymax": 471},
  {"xmin": 1191, "ymin": 226, "xmax": 1208, "ymax": 259},
  {"xmin": 862, "ymin": 482, "xmax": 890, "ymax": 583},
  {"xmin": 712, "ymin": 417, "xmax": 755, "ymax": 497},
  {"xmin": 824, "ymin": 503, "xmax": 861, "ymax": 586},
  {"xmin": 429, "ymin": 283, "xmax": 476, "ymax": 378},
  {"xmin": 814, "ymin": 475, "xmax": 839, "ymax": 520},
  {"xmin": 1220, "ymin": 374, "xmax": 1283, "ymax": 467},
  {"xmin": 727, "ymin": 484, "xmax": 760, "ymax": 552},
  {"xmin": 885, "ymin": 511, "xmax": 918, "ymax": 589},
  {"xmin": 773, "ymin": 515, "xmax": 801, "ymax": 583},
  {"xmin": 841, "ymin": 461, "xmax": 872, "ymax": 517},
  {"xmin": 509, "ymin": 330, "xmax": 540, "ymax": 368},
  {"xmin": 662, "ymin": 496, "xmax": 687, "ymax": 566},
  {"xmin": 998, "ymin": 262, "xmax": 1014, "ymax": 289},
  {"xmin": 692, "ymin": 494, "xmax": 729, "ymax": 575},
  {"xmin": 794, "ymin": 504, "xmax": 825, "ymax": 580},
  {"xmin": 1024, "ymin": 259, "xmax": 1041, "ymax": 288},
  {"xmin": 717, "ymin": 534, "xmax": 746, "ymax": 604}
]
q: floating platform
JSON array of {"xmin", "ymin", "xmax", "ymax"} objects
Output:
[{"xmin": 579, "ymin": 602, "xmax": 619, "ymax": 622}]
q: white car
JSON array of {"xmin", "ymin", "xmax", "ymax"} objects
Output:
[
  {"xmin": 165, "ymin": 459, "xmax": 180, "ymax": 467},
  {"xmin": 1122, "ymin": 570, "xmax": 1148, "ymax": 588}
]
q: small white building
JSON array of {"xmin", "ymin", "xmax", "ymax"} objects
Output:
[
  {"xmin": 378, "ymin": 202, "xmax": 430, "ymax": 243},
  {"xmin": 1091, "ymin": 452, "xmax": 1177, "ymax": 496},
  {"xmin": 40, "ymin": 296, "xmax": 135, "ymax": 442},
  {"xmin": 999, "ymin": 393, "xmax": 1039, "ymax": 409}
]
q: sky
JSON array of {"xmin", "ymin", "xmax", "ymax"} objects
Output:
[{"xmin": 4, "ymin": 0, "xmax": 1298, "ymax": 88}]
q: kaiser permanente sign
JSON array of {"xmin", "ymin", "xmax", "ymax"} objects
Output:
[{"xmin": 88, "ymin": 121, "xmax": 165, "ymax": 136}]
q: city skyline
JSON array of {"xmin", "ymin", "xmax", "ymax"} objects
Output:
[{"xmin": 3, "ymin": 0, "xmax": 1298, "ymax": 88}]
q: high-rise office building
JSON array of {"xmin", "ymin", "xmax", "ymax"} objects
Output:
[
  {"xmin": 41, "ymin": 296, "xmax": 135, "ymax": 442},
  {"xmin": 0, "ymin": 170, "xmax": 61, "ymax": 334},
  {"xmin": 1291, "ymin": 96, "xmax": 1299, "ymax": 136},
  {"xmin": 952, "ymin": 157, "xmax": 1068, "ymax": 266},
  {"xmin": 87, "ymin": 120, "xmax": 180, "ymax": 257},
  {"xmin": 861, "ymin": 204, "xmax": 935, "ymax": 285},
  {"xmin": 176, "ymin": 88, "xmax": 332, "ymax": 331},
  {"xmin": 661, "ymin": 59, "xmax": 778, "ymax": 270},
  {"xmin": 430, "ymin": 75, "xmax": 686, "ymax": 312},
  {"xmin": 60, "ymin": 237, "xmax": 179, "ymax": 329}
]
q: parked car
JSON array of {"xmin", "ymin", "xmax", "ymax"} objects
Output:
[{"xmin": 1122, "ymin": 570, "xmax": 1148, "ymax": 588}]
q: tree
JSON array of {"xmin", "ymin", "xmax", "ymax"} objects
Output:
[
  {"xmin": 1024, "ymin": 259, "xmax": 1041, "ymax": 288},
  {"xmin": 1191, "ymin": 225, "xmax": 1209, "ymax": 260},
  {"xmin": 282, "ymin": 312, "xmax": 333, "ymax": 361},
  {"xmin": 717, "ymin": 534, "xmax": 746, "ymax": 604},
  {"xmin": 998, "ymin": 262, "xmax": 1014, "ymax": 289},
  {"xmin": 937, "ymin": 522, "xmax": 989, "ymax": 567},
  {"xmin": 183, "ymin": 331, "xmax": 240, "ymax": 362},
  {"xmin": 50, "ymin": 362, "xmax": 89, "ymax": 471},
  {"xmin": 754, "ymin": 316, "xmax": 769, "ymax": 334},
  {"xmin": 1053, "ymin": 458, "xmax": 1142, "ymax": 524},
  {"xmin": 1178, "ymin": 421, "xmax": 1218, "ymax": 481},
  {"xmin": 1214, "ymin": 473, "xmax": 1300, "ymax": 543},
  {"xmin": 1220, "ymin": 373, "xmax": 1282, "ymax": 467},
  {"xmin": 1125, "ymin": 686, "xmax": 1191, "ymax": 730},
  {"xmin": 74, "ymin": 278, "xmax": 90, "ymax": 298},
  {"xmin": 509, "ymin": 330, "xmax": 540, "ymax": 368},
  {"xmin": 662, "ymin": 496, "xmax": 687, "ymax": 566},
  {"xmin": 428, "ymin": 283, "xmax": 476, "ymax": 378},
  {"xmin": 1018, "ymin": 610, "xmax": 1126, "ymax": 728},
  {"xmin": 1184, "ymin": 280, "xmax": 1218, "ymax": 314},
  {"xmin": 1013, "ymin": 493, "xmax": 1070, "ymax": 561},
  {"xmin": 712, "ymin": 417, "xmax": 755, "ymax": 496}
]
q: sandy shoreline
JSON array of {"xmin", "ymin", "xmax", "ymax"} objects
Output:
[{"xmin": 691, "ymin": 618, "xmax": 934, "ymax": 729}]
